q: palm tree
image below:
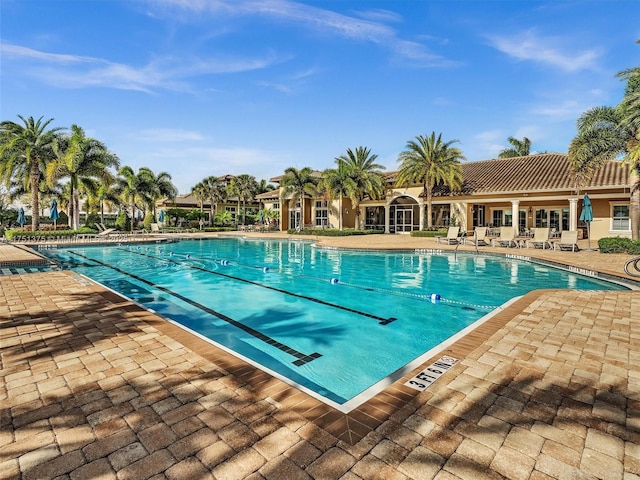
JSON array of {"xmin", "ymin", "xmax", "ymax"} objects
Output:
[
  {"xmin": 569, "ymin": 52, "xmax": 640, "ymax": 239},
  {"xmin": 0, "ymin": 115, "xmax": 63, "ymax": 230},
  {"xmin": 46, "ymin": 125, "xmax": 120, "ymax": 230},
  {"xmin": 147, "ymin": 170, "xmax": 177, "ymax": 220},
  {"xmin": 396, "ymin": 132, "xmax": 465, "ymax": 229},
  {"xmin": 227, "ymin": 174, "xmax": 257, "ymax": 225},
  {"xmin": 198, "ymin": 175, "xmax": 226, "ymax": 224},
  {"xmin": 116, "ymin": 166, "xmax": 155, "ymax": 231},
  {"xmin": 92, "ymin": 174, "xmax": 121, "ymax": 225},
  {"xmin": 498, "ymin": 137, "xmax": 532, "ymax": 158},
  {"xmin": 191, "ymin": 181, "xmax": 207, "ymax": 218},
  {"xmin": 334, "ymin": 146, "xmax": 385, "ymax": 229},
  {"xmin": 319, "ymin": 163, "xmax": 355, "ymax": 230},
  {"xmin": 280, "ymin": 167, "xmax": 317, "ymax": 230}
]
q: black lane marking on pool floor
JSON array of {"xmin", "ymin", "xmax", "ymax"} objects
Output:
[
  {"xmin": 123, "ymin": 248, "xmax": 397, "ymax": 326},
  {"xmin": 68, "ymin": 250, "xmax": 321, "ymax": 366}
]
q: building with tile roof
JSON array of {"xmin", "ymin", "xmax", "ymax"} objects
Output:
[{"xmin": 263, "ymin": 153, "xmax": 632, "ymax": 241}]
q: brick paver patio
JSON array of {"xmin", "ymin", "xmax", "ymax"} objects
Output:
[{"xmin": 0, "ymin": 236, "xmax": 638, "ymax": 479}]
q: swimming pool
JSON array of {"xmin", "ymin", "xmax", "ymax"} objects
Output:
[{"xmin": 41, "ymin": 237, "xmax": 628, "ymax": 411}]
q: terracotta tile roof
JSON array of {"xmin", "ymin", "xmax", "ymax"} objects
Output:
[
  {"xmin": 385, "ymin": 153, "xmax": 629, "ymax": 196},
  {"xmin": 256, "ymin": 190, "xmax": 280, "ymax": 200}
]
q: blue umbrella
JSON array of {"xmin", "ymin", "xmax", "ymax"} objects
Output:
[
  {"xmin": 579, "ymin": 193, "xmax": 594, "ymax": 250},
  {"xmin": 50, "ymin": 199, "xmax": 60, "ymax": 230},
  {"xmin": 17, "ymin": 207, "xmax": 26, "ymax": 228},
  {"xmin": 158, "ymin": 209, "xmax": 165, "ymax": 223}
]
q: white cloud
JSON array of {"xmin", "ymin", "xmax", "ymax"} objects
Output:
[
  {"xmin": 530, "ymin": 99, "xmax": 587, "ymax": 121},
  {"xmin": 146, "ymin": 0, "xmax": 455, "ymax": 67},
  {"xmin": 487, "ymin": 29, "xmax": 601, "ymax": 72},
  {"xmin": 0, "ymin": 41, "xmax": 284, "ymax": 93}
]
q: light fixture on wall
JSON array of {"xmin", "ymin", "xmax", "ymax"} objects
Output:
[{"xmin": 528, "ymin": 206, "xmax": 533, "ymax": 215}]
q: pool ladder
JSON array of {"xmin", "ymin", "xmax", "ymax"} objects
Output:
[{"xmin": 624, "ymin": 256, "xmax": 640, "ymax": 277}]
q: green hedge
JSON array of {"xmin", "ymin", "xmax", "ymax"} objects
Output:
[
  {"xmin": 287, "ymin": 228, "xmax": 384, "ymax": 236},
  {"xmin": 410, "ymin": 228, "xmax": 448, "ymax": 238},
  {"xmin": 203, "ymin": 227, "xmax": 236, "ymax": 232},
  {"xmin": 598, "ymin": 236, "xmax": 640, "ymax": 254}
]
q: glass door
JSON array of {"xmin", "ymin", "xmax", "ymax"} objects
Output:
[{"xmin": 395, "ymin": 207, "xmax": 413, "ymax": 233}]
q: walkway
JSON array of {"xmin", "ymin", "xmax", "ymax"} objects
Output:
[{"xmin": 0, "ymin": 236, "xmax": 638, "ymax": 479}]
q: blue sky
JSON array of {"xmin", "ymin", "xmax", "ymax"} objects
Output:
[{"xmin": 2, "ymin": 0, "xmax": 639, "ymax": 194}]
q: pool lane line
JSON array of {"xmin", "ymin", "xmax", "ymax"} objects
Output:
[
  {"xmin": 122, "ymin": 248, "xmax": 398, "ymax": 326},
  {"xmin": 67, "ymin": 250, "xmax": 322, "ymax": 366}
]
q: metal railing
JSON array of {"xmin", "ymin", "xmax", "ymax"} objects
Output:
[{"xmin": 624, "ymin": 256, "xmax": 640, "ymax": 277}]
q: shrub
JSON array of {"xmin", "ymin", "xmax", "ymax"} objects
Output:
[
  {"xmin": 143, "ymin": 212, "xmax": 154, "ymax": 230},
  {"xmin": 115, "ymin": 210, "xmax": 131, "ymax": 232},
  {"xmin": 85, "ymin": 212, "xmax": 100, "ymax": 228},
  {"xmin": 410, "ymin": 228, "xmax": 448, "ymax": 237},
  {"xmin": 287, "ymin": 228, "xmax": 384, "ymax": 236},
  {"xmin": 598, "ymin": 236, "xmax": 640, "ymax": 254}
]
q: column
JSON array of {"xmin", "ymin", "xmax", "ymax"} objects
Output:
[
  {"xmin": 569, "ymin": 197, "xmax": 578, "ymax": 231},
  {"xmin": 511, "ymin": 199, "xmax": 520, "ymax": 236},
  {"xmin": 385, "ymin": 203, "xmax": 391, "ymax": 234},
  {"xmin": 419, "ymin": 201, "xmax": 425, "ymax": 230}
]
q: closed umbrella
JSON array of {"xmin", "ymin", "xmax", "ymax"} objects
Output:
[
  {"xmin": 17, "ymin": 207, "xmax": 26, "ymax": 229},
  {"xmin": 158, "ymin": 209, "xmax": 165, "ymax": 223},
  {"xmin": 579, "ymin": 193, "xmax": 594, "ymax": 250},
  {"xmin": 50, "ymin": 199, "xmax": 60, "ymax": 230}
]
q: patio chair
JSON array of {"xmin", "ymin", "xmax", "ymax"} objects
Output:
[
  {"xmin": 527, "ymin": 227, "xmax": 551, "ymax": 249},
  {"xmin": 553, "ymin": 230, "xmax": 580, "ymax": 252},
  {"xmin": 150, "ymin": 223, "xmax": 160, "ymax": 233},
  {"xmin": 492, "ymin": 227, "xmax": 517, "ymax": 248},
  {"xmin": 436, "ymin": 226, "xmax": 462, "ymax": 245},
  {"xmin": 467, "ymin": 227, "xmax": 489, "ymax": 246}
]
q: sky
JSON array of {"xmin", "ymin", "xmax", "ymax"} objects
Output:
[{"xmin": 2, "ymin": 0, "xmax": 639, "ymax": 195}]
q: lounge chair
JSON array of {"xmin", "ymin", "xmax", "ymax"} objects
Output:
[
  {"xmin": 436, "ymin": 226, "xmax": 462, "ymax": 245},
  {"xmin": 150, "ymin": 223, "xmax": 160, "ymax": 233},
  {"xmin": 468, "ymin": 227, "xmax": 489, "ymax": 246},
  {"xmin": 553, "ymin": 231, "xmax": 580, "ymax": 252},
  {"xmin": 492, "ymin": 227, "xmax": 517, "ymax": 248},
  {"xmin": 527, "ymin": 227, "xmax": 551, "ymax": 249}
]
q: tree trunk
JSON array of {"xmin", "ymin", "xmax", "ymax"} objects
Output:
[
  {"xmin": 73, "ymin": 192, "xmax": 80, "ymax": 230},
  {"xmin": 425, "ymin": 185, "xmax": 433, "ymax": 229},
  {"xmin": 30, "ymin": 164, "xmax": 40, "ymax": 231}
]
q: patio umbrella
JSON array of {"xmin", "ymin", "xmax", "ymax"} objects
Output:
[
  {"xmin": 579, "ymin": 193, "xmax": 594, "ymax": 250},
  {"xmin": 17, "ymin": 207, "xmax": 26, "ymax": 229},
  {"xmin": 158, "ymin": 209, "xmax": 165, "ymax": 223},
  {"xmin": 50, "ymin": 198, "xmax": 60, "ymax": 230}
]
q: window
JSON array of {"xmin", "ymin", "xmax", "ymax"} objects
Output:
[
  {"xmin": 492, "ymin": 210, "xmax": 503, "ymax": 227},
  {"xmin": 273, "ymin": 203, "xmax": 279, "ymax": 210},
  {"xmin": 612, "ymin": 205, "xmax": 630, "ymax": 231},
  {"xmin": 225, "ymin": 206, "xmax": 236, "ymax": 220},
  {"xmin": 315, "ymin": 200, "xmax": 328, "ymax": 227},
  {"xmin": 535, "ymin": 209, "xmax": 548, "ymax": 228},
  {"xmin": 491, "ymin": 209, "xmax": 512, "ymax": 227}
]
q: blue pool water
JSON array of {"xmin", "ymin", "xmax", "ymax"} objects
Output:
[{"xmin": 41, "ymin": 237, "xmax": 627, "ymax": 409}]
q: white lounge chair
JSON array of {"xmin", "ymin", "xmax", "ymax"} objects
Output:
[
  {"xmin": 553, "ymin": 231, "xmax": 580, "ymax": 252},
  {"xmin": 527, "ymin": 227, "xmax": 551, "ymax": 249},
  {"xmin": 468, "ymin": 227, "xmax": 489, "ymax": 246},
  {"xmin": 437, "ymin": 226, "xmax": 462, "ymax": 245},
  {"xmin": 492, "ymin": 227, "xmax": 517, "ymax": 248}
]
